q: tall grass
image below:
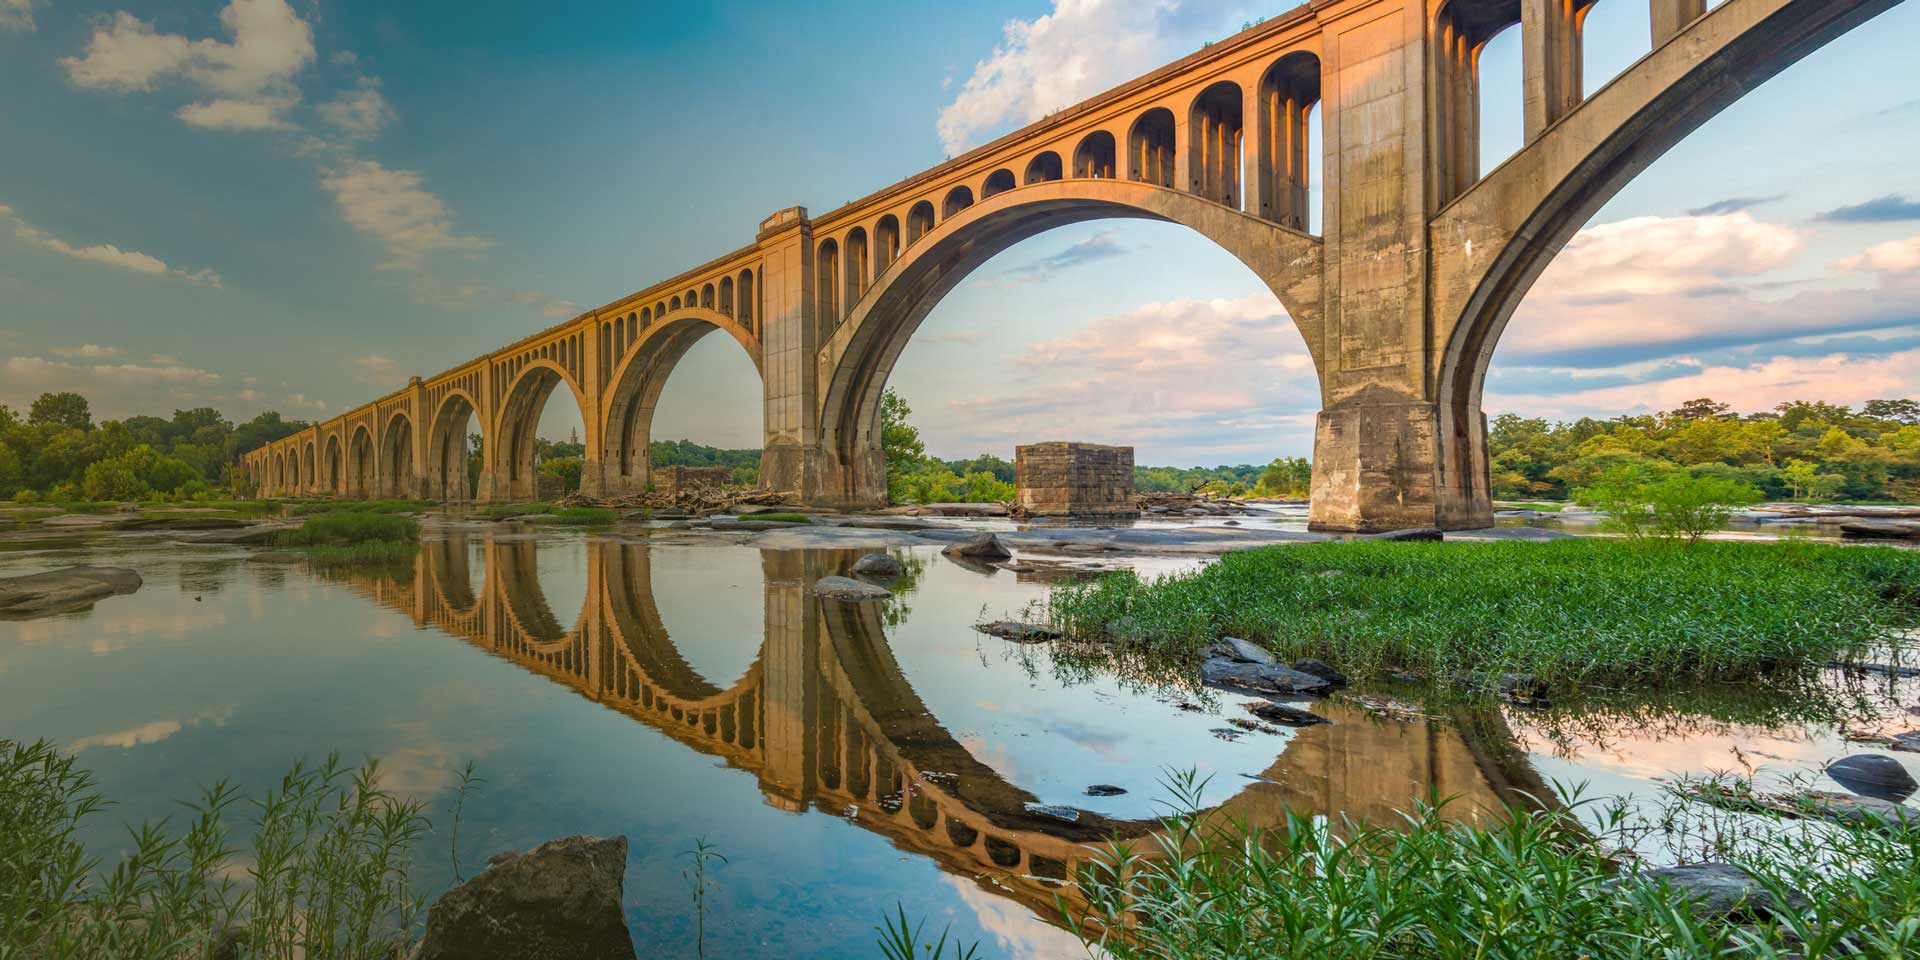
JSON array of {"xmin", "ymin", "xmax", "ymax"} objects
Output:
[
  {"xmin": 277, "ymin": 512, "xmax": 419, "ymax": 547},
  {"xmin": 1, "ymin": 740, "xmax": 430, "ymax": 959},
  {"xmin": 481, "ymin": 502, "xmax": 555, "ymax": 520},
  {"xmin": 291, "ymin": 500, "xmax": 433, "ymax": 516},
  {"xmin": 1063, "ymin": 772, "xmax": 1920, "ymax": 959},
  {"xmin": 1047, "ymin": 540, "xmax": 1920, "ymax": 687}
]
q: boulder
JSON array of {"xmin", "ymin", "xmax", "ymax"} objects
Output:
[
  {"xmin": 1365, "ymin": 527, "xmax": 1444, "ymax": 542},
  {"xmin": 114, "ymin": 516, "xmax": 249, "ymax": 531},
  {"xmin": 1200, "ymin": 657, "xmax": 1331, "ymax": 696},
  {"xmin": 1794, "ymin": 792, "xmax": 1918, "ymax": 827},
  {"xmin": 849, "ymin": 553, "xmax": 903, "ymax": 579},
  {"xmin": 1839, "ymin": 520, "xmax": 1920, "ymax": 540},
  {"xmin": 0, "ymin": 566, "xmax": 143, "ymax": 618},
  {"xmin": 1826, "ymin": 754, "xmax": 1918, "ymax": 802},
  {"xmin": 1084, "ymin": 784, "xmax": 1127, "ymax": 797},
  {"xmin": 942, "ymin": 532, "xmax": 1013, "ymax": 562},
  {"xmin": 1206, "ymin": 636, "xmax": 1276, "ymax": 665},
  {"xmin": 1633, "ymin": 863, "xmax": 1808, "ymax": 921},
  {"xmin": 414, "ymin": 835, "xmax": 635, "ymax": 960},
  {"xmin": 974, "ymin": 620, "xmax": 1059, "ymax": 643},
  {"xmin": 811, "ymin": 576, "xmax": 893, "ymax": 602},
  {"xmin": 1245, "ymin": 700, "xmax": 1328, "ymax": 727},
  {"xmin": 1292, "ymin": 658, "xmax": 1348, "ymax": 686}
]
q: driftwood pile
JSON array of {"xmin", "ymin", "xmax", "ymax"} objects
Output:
[{"xmin": 555, "ymin": 486, "xmax": 794, "ymax": 514}]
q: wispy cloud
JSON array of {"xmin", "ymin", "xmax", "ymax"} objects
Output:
[
  {"xmin": 318, "ymin": 159, "xmax": 489, "ymax": 271},
  {"xmin": 2, "ymin": 202, "xmax": 222, "ymax": 286},
  {"xmin": 317, "ymin": 77, "xmax": 395, "ymax": 141},
  {"xmin": 0, "ymin": 0, "xmax": 36, "ymax": 33},
  {"xmin": 1686, "ymin": 194, "xmax": 1784, "ymax": 217},
  {"xmin": 1815, "ymin": 194, "xmax": 1920, "ymax": 223},
  {"xmin": 1001, "ymin": 228, "xmax": 1128, "ymax": 281},
  {"xmin": 50, "ymin": 343, "xmax": 123, "ymax": 359}
]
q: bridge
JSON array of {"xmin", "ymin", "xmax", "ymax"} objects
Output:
[
  {"xmin": 240, "ymin": 0, "xmax": 1897, "ymax": 531},
  {"xmin": 333, "ymin": 532, "xmax": 1556, "ymax": 924}
]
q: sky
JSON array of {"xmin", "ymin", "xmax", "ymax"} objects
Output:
[{"xmin": 2, "ymin": 0, "xmax": 1918, "ymax": 467}]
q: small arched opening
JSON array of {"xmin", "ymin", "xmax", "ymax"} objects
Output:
[
  {"xmin": 942, "ymin": 185, "xmax": 974, "ymax": 219},
  {"xmin": 1128, "ymin": 109, "xmax": 1176, "ymax": 188},
  {"xmin": 1073, "ymin": 130, "xmax": 1117, "ymax": 179},
  {"xmin": 981, "ymin": 169, "xmax": 1017, "ymax": 198},
  {"xmin": 1024, "ymin": 151, "xmax": 1064, "ymax": 184},
  {"xmin": 1257, "ymin": 53, "xmax": 1322, "ymax": 231},
  {"xmin": 845, "ymin": 227, "xmax": 870, "ymax": 316},
  {"xmin": 701, "ymin": 284, "xmax": 715, "ymax": 310},
  {"xmin": 874, "ymin": 216, "xmax": 902, "ymax": 275},
  {"xmin": 380, "ymin": 413, "xmax": 415, "ymax": 498},
  {"xmin": 817, "ymin": 237, "xmax": 841, "ymax": 338},
  {"xmin": 719, "ymin": 276, "xmax": 735, "ymax": 317},
  {"xmin": 906, "ymin": 201, "xmax": 936, "ymax": 246},
  {"xmin": 1189, "ymin": 81, "xmax": 1244, "ymax": 207},
  {"xmin": 737, "ymin": 269, "xmax": 756, "ymax": 331}
]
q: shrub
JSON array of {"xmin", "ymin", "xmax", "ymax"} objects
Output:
[
  {"xmin": 482, "ymin": 502, "xmax": 555, "ymax": 520},
  {"xmin": 11, "ymin": 489, "xmax": 36, "ymax": 505},
  {"xmin": 79, "ymin": 460, "xmax": 147, "ymax": 502},
  {"xmin": 278, "ymin": 510, "xmax": 419, "ymax": 546},
  {"xmin": 1575, "ymin": 467, "xmax": 1760, "ymax": 543}
]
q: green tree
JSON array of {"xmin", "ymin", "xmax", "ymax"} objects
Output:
[
  {"xmin": 1255, "ymin": 456, "xmax": 1312, "ymax": 496},
  {"xmin": 28, "ymin": 392, "xmax": 92, "ymax": 431},
  {"xmin": 879, "ymin": 388, "xmax": 926, "ymax": 504},
  {"xmin": 81, "ymin": 459, "xmax": 148, "ymax": 501}
]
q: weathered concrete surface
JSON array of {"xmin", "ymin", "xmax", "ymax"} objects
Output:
[
  {"xmin": 1016, "ymin": 442, "xmax": 1134, "ymax": 517},
  {"xmin": 0, "ymin": 566, "xmax": 143, "ymax": 618},
  {"xmin": 414, "ymin": 835, "xmax": 636, "ymax": 960},
  {"xmin": 243, "ymin": 0, "xmax": 1897, "ymax": 535}
]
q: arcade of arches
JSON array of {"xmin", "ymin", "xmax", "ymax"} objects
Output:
[{"xmin": 244, "ymin": 0, "xmax": 1896, "ymax": 531}]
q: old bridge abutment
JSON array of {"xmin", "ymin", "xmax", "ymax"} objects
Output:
[{"xmin": 244, "ymin": 0, "xmax": 1899, "ymax": 531}]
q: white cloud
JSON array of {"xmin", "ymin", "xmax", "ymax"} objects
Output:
[
  {"xmin": 1, "ymin": 0, "xmax": 36, "ymax": 33},
  {"xmin": 919, "ymin": 292, "xmax": 1319, "ymax": 460},
  {"xmin": 1, "ymin": 355, "xmax": 232, "ymax": 419},
  {"xmin": 51, "ymin": 343, "xmax": 123, "ymax": 359},
  {"xmin": 61, "ymin": 1, "xmax": 316, "ymax": 132},
  {"xmin": 319, "ymin": 158, "xmax": 489, "ymax": 271},
  {"xmin": 1539, "ymin": 213, "xmax": 1800, "ymax": 300},
  {"xmin": 354, "ymin": 354, "xmax": 398, "ymax": 374},
  {"xmin": 510, "ymin": 290, "xmax": 580, "ymax": 320},
  {"xmin": 318, "ymin": 78, "xmax": 395, "ymax": 141},
  {"xmin": 1840, "ymin": 234, "xmax": 1920, "ymax": 274},
  {"xmin": 937, "ymin": 0, "xmax": 1185, "ymax": 155},
  {"xmin": 3, "ymin": 204, "xmax": 222, "ymax": 286}
]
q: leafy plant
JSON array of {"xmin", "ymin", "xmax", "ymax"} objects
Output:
[{"xmin": 681, "ymin": 837, "xmax": 726, "ymax": 959}]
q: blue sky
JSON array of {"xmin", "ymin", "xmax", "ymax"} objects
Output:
[{"xmin": 2, "ymin": 0, "xmax": 1918, "ymax": 467}]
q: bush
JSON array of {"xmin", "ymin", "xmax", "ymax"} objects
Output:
[
  {"xmin": 1045, "ymin": 539, "xmax": 1920, "ymax": 688},
  {"xmin": 79, "ymin": 460, "xmax": 147, "ymax": 502},
  {"xmin": 482, "ymin": 502, "xmax": 555, "ymax": 520},
  {"xmin": 11, "ymin": 489, "xmax": 36, "ymax": 505},
  {"xmin": 1575, "ymin": 468, "xmax": 1761, "ymax": 543},
  {"xmin": 745, "ymin": 513, "xmax": 813, "ymax": 524}
]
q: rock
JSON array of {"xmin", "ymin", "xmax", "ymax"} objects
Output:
[
  {"xmin": 711, "ymin": 519, "xmax": 811, "ymax": 531},
  {"xmin": 1083, "ymin": 784, "xmax": 1127, "ymax": 797},
  {"xmin": 1892, "ymin": 731, "xmax": 1920, "ymax": 754},
  {"xmin": 415, "ymin": 835, "xmax": 635, "ymax": 960},
  {"xmin": 1207, "ymin": 636, "xmax": 1276, "ymax": 665},
  {"xmin": 974, "ymin": 620, "xmax": 1060, "ymax": 643},
  {"xmin": 39, "ymin": 514, "xmax": 121, "ymax": 528},
  {"xmin": 1839, "ymin": 520, "xmax": 1920, "ymax": 540},
  {"xmin": 618, "ymin": 510, "xmax": 652, "ymax": 522},
  {"xmin": 1634, "ymin": 862, "xmax": 1809, "ymax": 921},
  {"xmin": 1826, "ymin": 754, "xmax": 1918, "ymax": 802},
  {"xmin": 1022, "ymin": 803, "xmax": 1082, "ymax": 823},
  {"xmin": 849, "ymin": 553, "xmax": 902, "ymax": 579},
  {"xmin": 1245, "ymin": 700, "xmax": 1328, "ymax": 727},
  {"xmin": 246, "ymin": 551, "xmax": 304, "ymax": 565},
  {"xmin": 941, "ymin": 532, "xmax": 1013, "ymax": 562},
  {"xmin": 1826, "ymin": 660, "xmax": 1920, "ymax": 679},
  {"xmin": 114, "ymin": 516, "xmax": 249, "ymax": 531},
  {"xmin": 184, "ymin": 524, "xmax": 292, "ymax": 545},
  {"xmin": 1200, "ymin": 657, "xmax": 1331, "ymax": 696},
  {"xmin": 485, "ymin": 849, "xmax": 520, "ymax": 867},
  {"xmin": 811, "ymin": 576, "xmax": 893, "ymax": 602},
  {"xmin": 1292, "ymin": 658, "xmax": 1348, "ymax": 686},
  {"xmin": 1795, "ymin": 792, "xmax": 1918, "ymax": 827},
  {"xmin": 0, "ymin": 566, "xmax": 143, "ymax": 618},
  {"xmin": 1366, "ymin": 527, "xmax": 1444, "ymax": 542}
]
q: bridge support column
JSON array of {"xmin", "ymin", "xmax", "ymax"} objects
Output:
[
  {"xmin": 757, "ymin": 550, "xmax": 818, "ymax": 810},
  {"xmin": 1308, "ymin": 388, "xmax": 1489, "ymax": 533},
  {"xmin": 757, "ymin": 207, "xmax": 844, "ymax": 506},
  {"xmin": 1523, "ymin": 0, "xmax": 1587, "ymax": 141},
  {"xmin": 1651, "ymin": 0, "xmax": 1707, "ymax": 45}
]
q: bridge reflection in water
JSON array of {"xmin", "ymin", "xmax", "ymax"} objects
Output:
[{"xmin": 342, "ymin": 534, "xmax": 1555, "ymax": 923}]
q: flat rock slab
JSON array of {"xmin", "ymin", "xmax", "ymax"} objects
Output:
[
  {"xmin": 114, "ymin": 516, "xmax": 250, "ymax": 531},
  {"xmin": 1245, "ymin": 700, "xmax": 1329, "ymax": 727},
  {"xmin": 1201, "ymin": 657, "xmax": 1331, "ymax": 696},
  {"xmin": 1630, "ymin": 862, "xmax": 1809, "ymax": 921},
  {"xmin": 974, "ymin": 620, "xmax": 1060, "ymax": 643},
  {"xmin": 1840, "ymin": 520, "xmax": 1920, "ymax": 539},
  {"xmin": 710, "ymin": 519, "xmax": 813, "ymax": 531},
  {"xmin": 415, "ymin": 835, "xmax": 635, "ymax": 960},
  {"xmin": 38, "ymin": 514, "xmax": 121, "ymax": 528},
  {"xmin": 181, "ymin": 524, "xmax": 294, "ymax": 545},
  {"xmin": 812, "ymin": 576, "xmax": 894, "ymax": 602},
  {"xmin": 0, "ymin": 566, "xmax": 143, "ymax": 618}
]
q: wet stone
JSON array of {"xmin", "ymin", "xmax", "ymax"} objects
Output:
[
  {"xmin": 0, "ymin": 566, "xmax": 144, "ymax": 618},
  {"xmin": 415, "ymin": 835, "xmax": 636, "ymax": 960},
  {"xmin": 1292, "ymin": 658, "xmax": 1348, "ymax": 686},
  {"xmin": 849, "ymin": 553, "xmax": 902, "ymax": 580},
  {"xmin": 1365, "ymin": 527, "xmax": 1444, "ymax": 542},
  {"xmin": 941, "ymin": 532, "xmax": 1013, "ymax": 562},
  {"xmin": 1208, "ymin": 636, "xmax": 1275, "ymax": 665},
  {"xmin": 1631, "ymin": 863, "xmax": 1809, "ymax": 922},
  {"xmin": 811, "ymin": 576, "xmax": 893, "ymax": 602},
  {"xmin": 1827, "ymin": 754, "xmax": 1918, "ymax": 802},
  {"xmin": 1245, "ymin": 700, "xmax": 1328, "ymax": 727},
  {"xmin": 1083, "ymin": 784, "xmax": 1127, "ymax": 797},
  {"xmin": 974, "ymin": 620, "xmax": 1060, "ymax": 643},
  {"xmin": 1200, "ymin": 657, "xmax": 1331, "ymax": 696}
]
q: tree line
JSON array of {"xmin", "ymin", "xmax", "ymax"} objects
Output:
[
  {"xmin": 1489, "ymin": 397, "xmax": 1920, "ymax": 503},
  {"xmin": 0, "ymin": 392, "xmax": 306, "ymax": 503}
]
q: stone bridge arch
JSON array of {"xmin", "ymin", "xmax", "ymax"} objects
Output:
[
  {"xmin": 425, "ymin": 387, "xmax": 484, "ymax": 502},
  {"xmin": 813, "ymin": 179, "xmax": 1325, "ymax": 508},
  {"xmin": 598, "ymin": 306, "xmax": 764, "ymax": 496},
  {"xmin": 490, "ymin": 358, "xmax": 591, "ymax": 502},
  {"xmin": 345, "ymin": 424, "xmax": 375, "ymax": 499}
]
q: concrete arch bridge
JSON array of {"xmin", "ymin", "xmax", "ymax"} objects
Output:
[
  {"xmin": 337, "ymin": 534, "xmax": 1556, "ymax": 924},
  {"xmin": 243, "ymin": 0, "xmax": 1896, "ymax": 531}
]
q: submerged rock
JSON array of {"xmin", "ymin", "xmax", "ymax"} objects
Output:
[
  {"xmin": 1292, "ymin": 658, "xmax": 1348, "ymax": 686},
  {"xmin": 415, "ymin": 835, "xmax": 635, "ymax": 960},
  {"xmin": 942, "ymin": 532, "xmax": 1013, "ymax": 562},
  {"xmin": 1083, "ymin": 784, "xmax": 1127, "ymax": 797},
  {"xmin": 849, "ymin": 552, "xmax": 902, "ymax": 579},
  {"xmin": 1827, "ymin": 754, "xmax": 1918, "ymax": 803},
  {"xmin": 1200, "ymin": 657, "xmax": 1331, "ymax": 696},
  {"xmin": 0, "ymin": 566, "xmax": 143, "ymax": 618},
  {"xmin": 1245, "ymin": 700, "xmax": 1328, "ymax": 727},
  {"xmin": 974, "ymin": 620, "xmax": 1060, "ymax": 643},
  {"xmin": 1839, "ymin": 519, "xmax": 1920, "ymax": 540},
  {"xmin": 811, "ymin": 576, "xmax": 893, "ymax": 602},
  {"xmin": 184, "ymin": 524, "xmax": 292, "ymax": 545},
  {"xmin": 1022, "ymin": 803, "xmax": 1082, "ymax": 823},
  {"xmin": 1633, "ymin": 862, "xmax": 1809, "ymax": 921},
  {"xmin": 114, "ymin": 515, "xmax": 249, "ymax": 531}
]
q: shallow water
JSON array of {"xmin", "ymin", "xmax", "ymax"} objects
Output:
[{"xmin": 2, "ymin": 522, "xmax": 1916, "ymax": 958}]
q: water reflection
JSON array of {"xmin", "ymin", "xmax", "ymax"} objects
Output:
[{"xmin": 333, "ymin": 532, "xmax": 1557, "ymax": 925}]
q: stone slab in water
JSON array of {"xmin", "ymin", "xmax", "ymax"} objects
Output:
[
  {"xmin": 0, "ymin": 565, "xmax": 143, "ymax": 618},
  {"xmin": 811, "ymin": 576, "xmax": 893, "ymax": 602},
  {"xmin": 1201, "ymin": 657, "xmax": 1331, "ymax": 696},
  {"xmin": 415, "ymin": 834, "xmax": 635, "ymax": 960}
]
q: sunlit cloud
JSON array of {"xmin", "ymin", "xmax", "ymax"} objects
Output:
[
  {"xmin": 0, "ymin": 0, "xmax": 36, "ymax": 33},
  {"xmin": 2, "ymin": 202, "xmax": 222, "ymax": 286},
  {"xmin": 318, "ymin": 158, "xmax": 489, "ymax": 271},
  {"xmin": 61, "ymin": 0, "xmax": 316, "ymax": 132}
]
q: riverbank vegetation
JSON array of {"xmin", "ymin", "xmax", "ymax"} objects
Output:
[
  {"xmin": 1489, "ymin": 396, "xmax": 1920, "ymax": 503},
  {"xmin": 275, "ymin": 509, "xmax": 421, "ymax": 568},
  {"xmin": 1047, "ymin": 539, "xmax": 1920, "ymax": 688}
]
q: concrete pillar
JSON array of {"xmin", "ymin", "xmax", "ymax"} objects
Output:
[
  {"xmin": 476, "ymin": 363, "xmax": 498, "ymax": 502},
  {"xmin": 756, "ymin": 550, "xmax": 817, "ymax": 811},
  {"xmin": 756, "ymin": 207, "xmax": 827, "ymax": 502},
  {"xmin": 1523, "ymin": 0, "xmax": 1585, "ymax": 142},
  {"xmin": 1651, "ymin": 0, "xmax": 1707, "ymax": 45},
  {"xmin": 580, "ymin": 314, "xmax": 607, "ymax": 498},
  {"xmin": 406, "ymin": 378, "xmax": 428, "ymax": 500}
]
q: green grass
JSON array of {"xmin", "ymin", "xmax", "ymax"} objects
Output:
[
  {"xmin": 290, "ymin": 498, "xmax": 434, "ymax": 516},
  {"xmin": 1046, "ymin": 539, "xmax": 1920, "ymax": 689},
  {"xmin": 301, "ymin": 541, "xmax": 423, "ymax": 570},
  {"xmin": 742, "ymin": 512, "xmax": 813, "ymax": 524},
  {"xmin": 482, "ymin": 502, "xmax": 556, "ymax": 520},
  {"xmin": 2, "ymin": 739, "xmax": 433, "ymax": 959},
  {"xmin": 550, "ymin": 507, "xmax": 618, "ymax": 526},
  {"xmin": 1057, "ymin": 771, "xmax": 1920, "ymax": 960},
  {"xmin": 277, "ymin": 510, "xmax": 420, "ymax": 547},
  {"xmin": 1494, "ymin": 501, "xmax": 1567, "ymax": 512}
]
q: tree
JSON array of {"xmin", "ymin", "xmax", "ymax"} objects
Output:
[
  {"xmin": 28, "ymin": 392, "xmax": 92, "ymax": 431},
  {"xmin": 1256, "ymin": 456, "xmax": 1312, "ymax": 496},
  {"xmin": 1662, "ymin": 397, "xmax": 1732, "ymax": 425},
  {"xmin": 879, "ymin": 388, "xmax": 926, "ymax": 504},
  {"xmin": 1863, "ymin": 398, "xmax": 1920, "ymax": 425},
  {"xmin": 81, "ymin": 459, "xmax": 147, "ymax": 501}
]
